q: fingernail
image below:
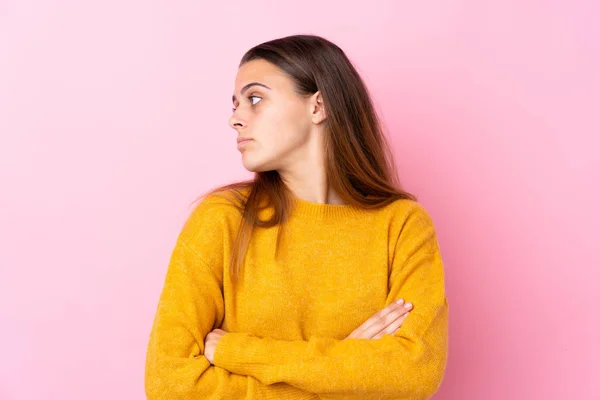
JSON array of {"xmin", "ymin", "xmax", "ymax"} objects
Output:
[
  {"xmin": 395, "ymin": 299, "xmax": 404, "ymax": 305},
  {"xmin": 404, "ymin": 302, "xmax": 412, "ymax": 309}
]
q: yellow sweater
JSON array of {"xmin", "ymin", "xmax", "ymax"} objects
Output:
[{"xmin": 145, "ymin": 190, "xmax": 449, "ymax": 399}]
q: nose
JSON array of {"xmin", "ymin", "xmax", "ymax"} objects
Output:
[{"xmin": 229, "ymin": 113, "xmax": 246, "ymax": 130}]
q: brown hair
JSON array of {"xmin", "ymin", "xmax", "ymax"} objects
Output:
[{"xmin": 195, "ymin": 34, "xmax": 416, "ymax": 284}]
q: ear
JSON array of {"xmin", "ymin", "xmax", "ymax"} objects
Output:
[{"xmin": 309, "ymin": 91, "xmax": 327, "ymax": 124}]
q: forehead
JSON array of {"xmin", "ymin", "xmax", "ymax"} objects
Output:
[{"xmin": 234, "ymin": 59, "xmax": 289, "ymax": 91}]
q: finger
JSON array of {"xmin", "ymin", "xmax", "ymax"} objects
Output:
[
  {"xmin": 359, "ymin": 301, "xmax": 413, "ymax": 338},
  {"xmin": 347, "ymin": 302, "xmax": 409, "ymax": 339},
  {"xmin": 372, "ymin": 313, "xmax": 408, "ymax": 340},
  {"xmin": 359, "ymin": 299, "xmax": 410, "ymax": 334},
  {"xmin": 346, "ymin": 300, "xmax": 412, "ymax": 339},
  {"xmin": 371, "ymin": 312, "xmax": 410, "ymax": 339}
]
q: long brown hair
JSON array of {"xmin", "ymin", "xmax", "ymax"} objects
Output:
[{"xmin": 195, "ymin": 34, "xmax": 416, "ymax": 284}]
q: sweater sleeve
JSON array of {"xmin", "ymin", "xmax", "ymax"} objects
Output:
[
  {"xmin": 144, "ymin": 196, "xmax": 316, "ymax": 399},
  {"xmin": 212, "ymin": 203, "xmax": 449, "ymax": 399}
]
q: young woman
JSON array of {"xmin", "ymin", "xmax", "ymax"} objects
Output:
[{"xmin": 145, "ymin": 34, "xmax": 449, "ymax": 399}]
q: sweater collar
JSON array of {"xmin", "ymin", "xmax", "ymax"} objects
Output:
[{"xmin": 290, "ymin": 196, "xmax": 365, "ymax": 220}]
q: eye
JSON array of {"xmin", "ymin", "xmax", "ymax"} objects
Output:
[
  {"xmin": 249, "ymin": 95, "xmax": 262, "ymax": 105},
  {"xmin": 232, "ymin": 95, "xmax": 262, "ymax": 112}
]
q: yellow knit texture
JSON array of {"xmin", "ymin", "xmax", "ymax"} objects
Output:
[{"xmin": 145, "ymin": 190, "xmax": 449, "ymax": 399}]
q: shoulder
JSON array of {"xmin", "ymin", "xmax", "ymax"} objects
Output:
[
  {"xmin": 179, "ymin": 188, "xmax": 248, "ymax": 242},
  {"xmin": 197, "ymin": 189, "xmax": 247, "ymax": 210},
  {"xmin": 385, "ymin": 198, "xmax": 439, "ymax": 246},
  {"xmin": 386, "ymin": 198, "xmax": 436, "ymax": 228},
  {"xmin": 195, "ymin": 187, "xmax": 249, "ymax": 214}
]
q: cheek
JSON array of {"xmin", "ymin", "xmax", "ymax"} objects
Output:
[
  {"xmin": 270, "ymin": 121, "xmax": 308, "ymax": 153},
  {"xmin": 269, "ymin": 104, "xmax": 309, "ymax": 143}
]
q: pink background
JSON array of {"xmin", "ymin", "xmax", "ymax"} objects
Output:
[{"xmin": 1, "ymin": 1, "xmax": 598, "ymax": 399}]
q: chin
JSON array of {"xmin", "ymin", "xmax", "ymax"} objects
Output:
[
  {"xmin": 241, "ymin": 156, "xmax": 277, "ymax": 173},
  {"xmin": 241, "ymin": 158, "xmax": 268, "ymax": 173}
]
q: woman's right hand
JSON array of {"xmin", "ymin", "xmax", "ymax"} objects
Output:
[{"xmin": 345, "ymin": 299, "xmax": 413, "ymax": 340}]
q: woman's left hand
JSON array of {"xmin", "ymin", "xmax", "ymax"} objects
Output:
[{"xmin": 204, "ymin": 328, "xmax": 228, "ymax": 364}]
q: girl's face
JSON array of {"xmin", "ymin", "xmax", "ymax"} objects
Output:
[{"xmin": 229, "ymin": 59, "xmax": 315, "ymax": 173}]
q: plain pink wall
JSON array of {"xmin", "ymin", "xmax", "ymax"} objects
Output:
[{"xmin": 1, "ymin": 1, "xmax": 598, "ymax": 399}]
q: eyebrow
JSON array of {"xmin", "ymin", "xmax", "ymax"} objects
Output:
[{"xmin": 232, "ymin": 82, "xmax": 271, "ymax": 104}]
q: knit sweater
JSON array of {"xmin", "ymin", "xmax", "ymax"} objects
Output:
[{"xmin": 144, "ymin": 189, "xmax": 449, "ymax": 400}]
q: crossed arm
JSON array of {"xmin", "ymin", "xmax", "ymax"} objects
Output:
[{"xmin": 145, "ymin": 206, "xmax": 448, "ymax": 399}]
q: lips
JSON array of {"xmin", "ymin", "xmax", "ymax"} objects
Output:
[
  {"xmin": 237, "ymin": 137, "xmax": 253, "ymax": 144},
  {"xmin": 237, "ymin": 138, "xmax": 253, "ymax": 150}
]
